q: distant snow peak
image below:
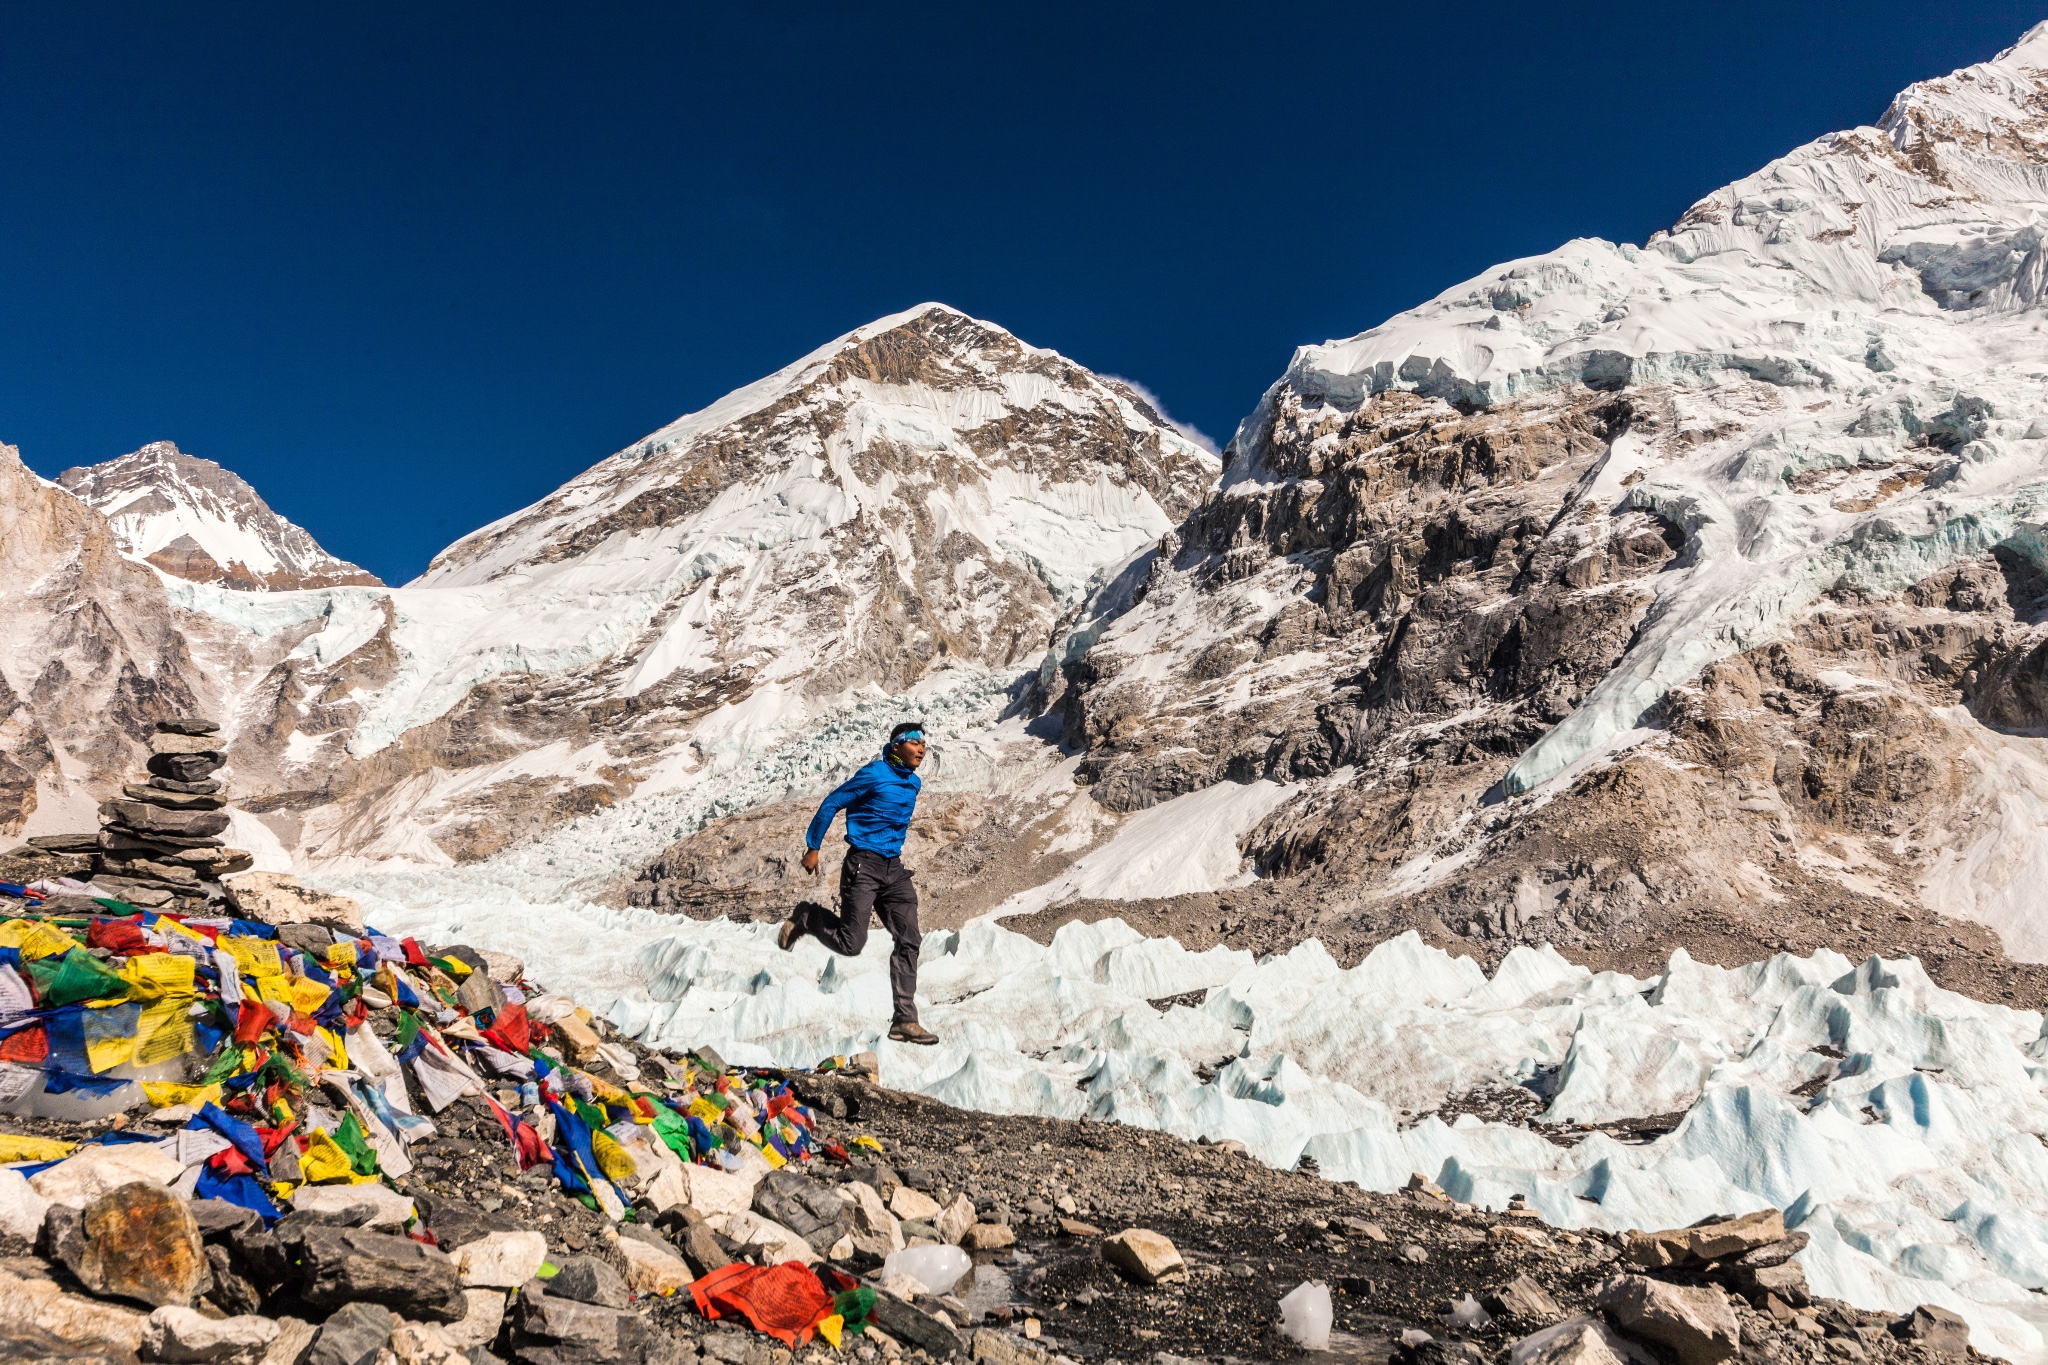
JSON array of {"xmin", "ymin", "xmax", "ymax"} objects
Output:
[{"xmin": 59, "ymin": 440, "xmax": 380, "ymax": 592}]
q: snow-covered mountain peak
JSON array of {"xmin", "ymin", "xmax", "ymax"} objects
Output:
[
  {"xmin": 58, "ymin": 441, "xmax": 380, "ymax": 591},
  {"xmin": 422, "ymin": 302, "xmax": 1214, "ymax": 593}
]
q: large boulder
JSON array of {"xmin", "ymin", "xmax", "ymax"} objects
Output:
[
  {"xmin": 68, "ymin": 1182, "xmax": 208, "ymax": 1308},
  {"xmin": 1899, "ymin": 1305, "xmax": 1972, "ymax": 1354},
  {"xmin": 1597, "ymin": 1276, "xmax": 1739, "ymax": 1365},
  {"xmin": 223, "ymin": 872, "xmax": 364, "ymax": 931}
]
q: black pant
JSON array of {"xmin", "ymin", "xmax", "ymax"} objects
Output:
[{"xmin": 799, "ymin": 848, "xmax": 921, "ymax": 1024}]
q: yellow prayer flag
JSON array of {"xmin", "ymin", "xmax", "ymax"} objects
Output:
[
  {"xmin": 132, "ymin": 999, "xmax": 195, "ymax": 1066},
  {"xmin": 120, "ymin": 953, "xmax": 197, "ymax": 999},
  {"xmin": 288, "ymin": 977, "xmax": 332, "ymax": 1015},
  {"xmin": 299, "ymin": 1130, "xmax": 357, "ymax": 1185},
  {"xmin": 0, "ymin": 1133, "xmax": 77, "ymax": 1162},
  {"xmin": 221, "ymin": 936, "xmax": 283, "ymax": 978},
  {"xmin": 315, "ymin": 1027, "xmax": 349, "ymax": 1073},
  {"xmin": 590, "ymin": 1130, "xmax": 638, "ymax": 1184},
  {"xmin": 325, "ymin": 941, "xmax": 358, "ymax": 968},
  {"xmin": 142, "ymin": 1080, "xmax": 222, "ymax": 1109},
  {"xmin": 816, "ymin": 1314, "xmax": 845, "ymax": 1348}
]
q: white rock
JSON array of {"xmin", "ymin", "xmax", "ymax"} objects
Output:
[
  {"xmin": 288, "ymin": 1183, "xmax": 415, "ymax": 1228},
  {"xmin": 1509, "ymin": 1315, "xmax": 1658, "ymax": 1365},
  {"xmin": 449, "ymin": 1230, "xmax": 547, "ymax": 1288},
  {"xmin": 933, "ymin": 1192, "xmax": 976, "ymax": 1244},
  {"xmin": 0, "ymin": 1265, "xmax": 147, "ymax": 1352},
  {"xmin": 389, "ymin": 1322, "xmax": 467, "ymax": 1365},
  {"xmin": 0, "ymin": 1167, "xmax": 49, "ymax": 1239},
  {"xmin": 616, "ymin": 1237, "xmax": 693, "ymax": 1295},
  {"xmin": 222, "ymin": 872, "xmax": 363, "ymax": 930},
  {"xmin": 673, "ymin": 1160, "xmax": 763, "ymax": 1217},
  {"xmin": 710, "ymin": 1210, "xmax": 817, "ymax": 1265},
  {"xmin": 889, "ymin": 1185, "xmax": 943, "ymax": 1223},
  {"xmin": 143, "ymin": 1305, "xmax": 280, "ymax": 1365},
  {"xmin": 30, "ymin": 1143, "xmax": 183, "ymax": 1207},
  {"xmin": 437, "ymin": 1291, "xmax": 506, "ymax": 1353}
]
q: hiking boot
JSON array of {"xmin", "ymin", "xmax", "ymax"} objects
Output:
[
  {"xmin": 776, "ymin": 916, "xmax": 805, "ymax": 951},
  {"xmin": 888, "ymin": 1021, "xmax": 940, "ymax": 1046}
]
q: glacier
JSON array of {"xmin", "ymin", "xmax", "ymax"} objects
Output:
[{"xmin": 351, "ymin": 870, "xmax": 2048, "ymax": 1362}]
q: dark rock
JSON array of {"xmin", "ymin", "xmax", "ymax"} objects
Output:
[
  {"xmin": 99, "ymin": 800, "xmax": 231, "ymax": 838},
  {"xmin": 511, "ymin": 1286, "xmax": 678, "ymax": 1363},
  {"xmin": 751, "ymin": 1170, "xmax": 853, "ymax": 1253},
  {"xmin": 652, "ymin": 1206, "xmax": 729, "ymax": 1276},
  {"xmin": 868, "ymin": 1291, "xmax": 963, "ymax": 1359},
  {"xmin": 1897, "ymin": 1305, "xmax": 1971, "ymax": 1354},
  {"xmin": 292, "ymin": 1224, "xmax": 468, "ymax": 1322},
  {"xmin": 26, "ymin": 833, "xmax": 102, "ymax": 854},
  {"xmin": 226, "ymin": 1224, "xmax": 294, "ymax": 1294},
  {"xmin": 67, "ymin": 1181, "xmax": 208, "ymax": 1308},
  {"xmin": 189, "ymin": 1198, "xmax": 260, "ymax": 1240},
  {"xmin": 547, "ymin": 1257, "xmax": 630, "ymax": 1310},
  {"xmin": 1731, "ymin": 1230, "xmax": 1809, "ymax": 1270},
  {"xmin": 899, "ymin": 1167, "xmax": 935, "ymax": 1191},
  {"xmin": 205, "ymin": 1243, "xmax": 265, "ymax": 1317},
  {"xmin": 148, "ymin": 752, "xmax": 225, "ymax": 783},
  {"xmin": 149, "ymin": 776, "xmax": 223, "ymax": 795},
  {"xmin": 157, "ymin": 718, "xmax": 221, "ymax": 736},
  {"xmin": 415, "ymin": 1192, "xmax": 520, "ymax": 1250},
  {"xmin": 277, "ymin": 922, "xmax": 342, "ymax": 956},
  {"xmin": 1482, "ymin": 1274, "xmax": 1562, "ymax": 1329},
  {"xmin": 121, "ymin": 783, "xmax": 226, "ymax": 811},
  {"xmin": 306, "ymin": 1301, "xmax": 396, "ymax": 1365}
]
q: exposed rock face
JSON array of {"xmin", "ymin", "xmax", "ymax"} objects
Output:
[
  {"xmin": 1009, "ymin": 25, "xmax": 2048, "ymax": 972},
  {"xmin": 59, "ymin": 441, "xmax": 380, "ymax": 591},
  {"xmin": 0, "ymin": 442, "xmax": 211, "ymax": 835}
]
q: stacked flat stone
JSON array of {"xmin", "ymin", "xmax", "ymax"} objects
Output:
[{"xmin": 89, "ymin": 718, "xmax": 253, "ymax": 911}]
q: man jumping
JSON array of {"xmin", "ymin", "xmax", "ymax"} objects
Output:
[{"xmin": 777, "ymin": 721, "xmax": 941, "ymax": 1045}]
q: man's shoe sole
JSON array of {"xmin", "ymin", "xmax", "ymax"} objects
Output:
[
  {"xmin": 889, "ymin": 1028, "xmax": 939, "ymax": 1046},
  {"xmin": 776, "ymin": 921, "xmax": 800, "ymax": 951}
]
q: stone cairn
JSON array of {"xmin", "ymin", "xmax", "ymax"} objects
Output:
[{"xmin": 31, "ymin": 718, "xmax": 252, "ymax": 912}]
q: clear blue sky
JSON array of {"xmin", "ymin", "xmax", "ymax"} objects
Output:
[{"xmin": 3, "ymin": 4, "xmax": 2043, "ymax": 584}]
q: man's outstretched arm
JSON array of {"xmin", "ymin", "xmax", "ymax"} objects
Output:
[{"xmin": 801, "ymin": 767, "xmax": 875, "ymax": 874}]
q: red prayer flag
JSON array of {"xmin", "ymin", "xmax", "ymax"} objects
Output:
[{"xmin": 689, "ymin": 1262, "xmax": 834, "ymax": 1348}]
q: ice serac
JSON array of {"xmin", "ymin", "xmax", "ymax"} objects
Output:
[
  {"xmin": 1041, "ymin": 22, "xmax": 2048, "ymax": 962},
  {"xmin": 59, "ymin": 442, "xmax": 380, "ymax": 592}
]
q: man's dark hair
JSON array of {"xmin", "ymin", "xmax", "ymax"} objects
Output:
[{"xmin": 889, "ymin": 721, "xmax": 925, "ymax": 743}]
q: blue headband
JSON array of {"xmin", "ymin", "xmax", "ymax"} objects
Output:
[{"xmin": 894, "ymin": 730, "xmax": 923, "ymax": 744}]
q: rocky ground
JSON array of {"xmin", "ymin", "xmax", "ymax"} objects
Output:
[{"xmin": 0, "ymin": 998, "xmax": 1995, "ymax": 1365}]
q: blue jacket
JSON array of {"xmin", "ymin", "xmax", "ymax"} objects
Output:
[{"xmin": 806, "ymin": 755, "xmax": 921, "ymax": 857}]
